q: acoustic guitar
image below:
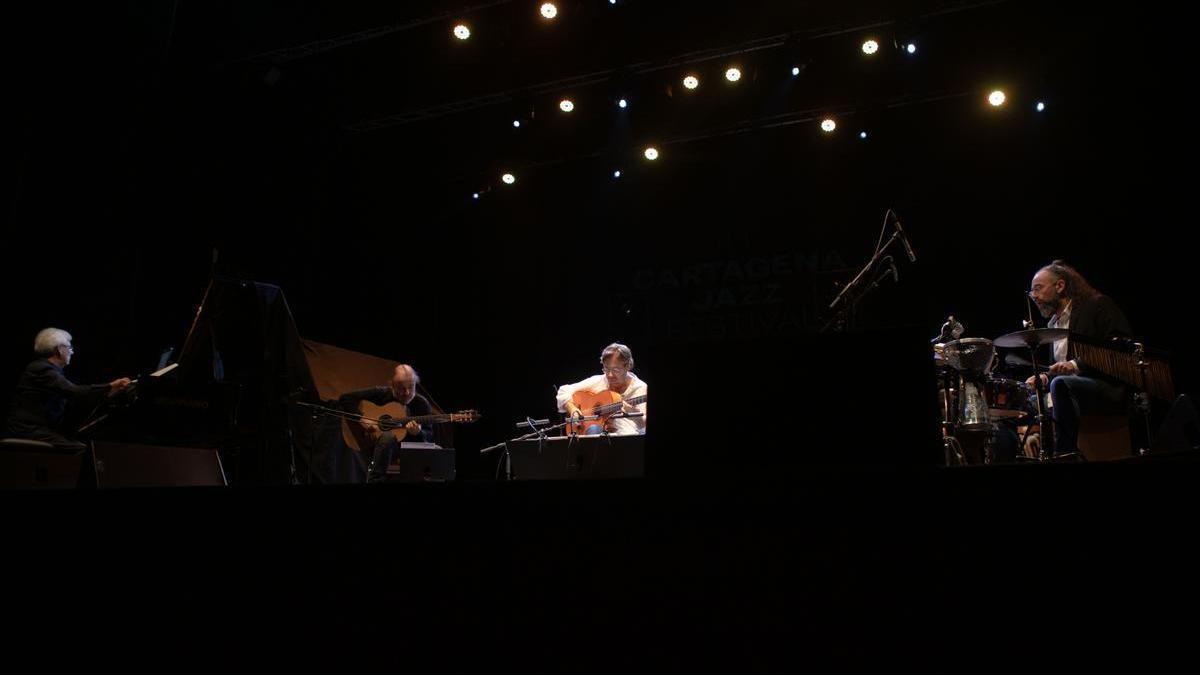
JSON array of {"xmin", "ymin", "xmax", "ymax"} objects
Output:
[
  {"xmin": 342, "ymin": 400, "xmax": 480, "ymax": 452},
  {"xmin": 565, "ymin": 390, "xmax": 647, "ymax": 435}
]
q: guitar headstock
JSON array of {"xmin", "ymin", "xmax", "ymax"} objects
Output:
[{"xmin": 450, "ymin": 410, "xmax": 481, "ymax": 423}]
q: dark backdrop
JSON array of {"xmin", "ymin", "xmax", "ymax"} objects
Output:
[{"xmin": 3, "ymin": 1, "xmax": 1193, "ymax": 479}]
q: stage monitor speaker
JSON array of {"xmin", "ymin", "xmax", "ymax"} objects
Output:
[
  {"xmin": 0, "ymin": 441, "xmax": 85, "ymax": 489},
  {"xmin": 507, "ymin": 435, "xmax": 644, "ymax": 480},
  {"xmin": 92, "ymin": 441, "xmax": 227, "ymax": 488},
  {"xmin": 385, "ymin": 444, "xmax": 456, "ymax": 482},
  {"xmin": 1151, "ymin": 395, "xmax": 1199, "ymax": 454}
]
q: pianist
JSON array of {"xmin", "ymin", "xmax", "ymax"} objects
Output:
[
  {"xmin": 1025, "ymin": 261, "xmax": 1133, "ymax": 456},
  {"xmin": 5, "ymin": 328, "xmax": 133, "ymax": 450}
]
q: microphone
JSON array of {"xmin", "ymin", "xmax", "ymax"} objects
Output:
[
  {"xmin": 931, "ymin": 315, "xmax": 964, "ymax": 344},
  {"xmin": 884, "ymin": 255, "xmax": 899, "ymax": 282},
  {"xmin": 871, "ymin": 256, "xmax": 898, "ymax": 289},
  {"xmin": 949, "ymin": 316, "xmax": 964, "ymax": 339},
  {"xmin": 891, "ymin": 211, "xmax": 917, "ymax": 263},
  {"xmin": 516, "ymin": 418, "xmax": 550, "ymax": 428}
]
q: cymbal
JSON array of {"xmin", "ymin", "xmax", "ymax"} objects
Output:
[{"xmin": 993, "ymin": 328, "xmax": 1069, "ymax": 348}]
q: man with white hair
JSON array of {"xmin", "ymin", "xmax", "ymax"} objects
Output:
[
  {"xmin": 5, "ymin": 328, "xmax": 133, "ymax": 450},
  {"xmin": 556, "ymin": 343, "xmax": 648, "ymax": 436},
  {"xmin": 338, "ymin": 364, "xmax": 434, "ymax": 483}
]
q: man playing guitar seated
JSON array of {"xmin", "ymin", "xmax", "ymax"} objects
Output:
[
  {"xmin": 339, "ymin": 364, "xmax": 433, "ymax": 483},
  {"xmin": 555, "ymin": 343, "xmax": 647, "ymax": 436}
]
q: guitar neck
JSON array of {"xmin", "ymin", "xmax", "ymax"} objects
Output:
[
  {"xmin": 593, "ymin": 394, "xmax": 647, "ymax": 415},
  {"xmin": 398, "ymin": 413, "xmax": 457, "ymax": 425}
]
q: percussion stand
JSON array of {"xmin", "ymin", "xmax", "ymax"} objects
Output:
[
  {"xmin": 1133, "ymin": 342, "xmax": 1154, "ymax": 455},
  {"xmin": 1024, "ymin": 337, "xmax": 1055, "ymax": 460},
  {"xmin": 940, "ymin": 366, "xmax": 966, "ymax": 466}
]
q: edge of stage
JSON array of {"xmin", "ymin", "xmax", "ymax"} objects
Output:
[{"xmin": 5, "ymin": 452, "xmax": 1198, "ymax": 660}]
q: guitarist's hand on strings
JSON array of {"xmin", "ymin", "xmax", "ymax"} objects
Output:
[
  {"xmin": 360, "ymin": 418, "xmax": 381, "ymax": 442},
  {"xmin": 405, "ymin": 420, "xmax": 422, "ymax": 437},
  {"xmin": 565, "ymin": 401, "xmax": 583, "ymax": 423}
]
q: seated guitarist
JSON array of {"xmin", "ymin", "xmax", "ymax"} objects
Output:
[
  {"xmin": 339, "ymin": 364, "xmax": 433, "ymax": 483},
  {"xmin": 555, "ymin": 343, "xmax": 648, "ymax": 436}
]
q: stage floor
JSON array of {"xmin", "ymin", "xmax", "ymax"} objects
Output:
[{"xmin": 6, "ymin": 453, "xmax": 1198, "ymax": 661}]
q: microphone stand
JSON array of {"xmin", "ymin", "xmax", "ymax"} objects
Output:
[
  {"xmin": 480, "ymin": 417, "xmax": 574, "ymax": 481},
  {"xmin": 295, "ymin": 400, "xmax": 390, "ymax": 484},
  {"xmin": 821, "ymin": 230, "xmax": 907, "ymax": 333},
  {"xmin": 479, "ymin": 412, "xmax": 645, "ymax": 480},
  {"xmin": 1021, "ymin": 295, "xmax": 1055, "ymax": 460},
  {"xmin": 293, "ymin": 401, "xmax": 333, "ymax": 485}
]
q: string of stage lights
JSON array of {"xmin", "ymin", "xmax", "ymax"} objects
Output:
[{"xmin": 440, "ymin": 2, "xmax": 1042, "ymax": 201}]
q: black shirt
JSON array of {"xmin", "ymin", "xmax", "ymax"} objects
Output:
[{"xmin": 6, "ymin": 359, "xmax": 110, "ymax": 433}]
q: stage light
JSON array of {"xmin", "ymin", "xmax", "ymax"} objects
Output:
[
  {"xmin": 683, "ymin": 75, "xmax": 699, "ymax": 90},
  {"xmin": 559, "ymin": 99, "xmax": 574, "ymax": 112},
  {"xmin": 859, "ymin": 131, "xmax": 868, "ymax": 139},
  {"xmin": 988, "ymin": 90, "xmax": 1007, "ymax": 107},
  {"xmin": 862, "ymin": 39, "xmax": 879, "ymax": 55},
  {"xmin": 472, "ymin": 192, "xmax": 480, "ymax": 199},
  {"xmin": 906, "ymin": 43, "xmax": 917, "ymax": 54},
  {"xmin": 791, "ymin": 66, "xmax": 801, "ymax": 76},
  {"xmin": 512, "ymin": 120, "xmax": 521, "ymax": 128},
  {"xmin": 725, "ymin": 67, "xmax": 742, "ymax": 82},
  {"xmin": 821, "ymin": 118, "xmax": 836, "ymax": 133},
  {"xmin": 453, "ymin": 24, "xmax": 470, "ymax": 40},
  {"xmin": 644, "ymin": 147, "xmax": 659, "ymax": 161},
  {"xmin": 540, "ymin": 3, "xmax": 557, "ymax": 19},
  {"xmin": 502, "ymin": 173, "xmax": 516, "ymax": 185},
  {"xmin": 618, "ymin": 98, "xmax": 628, "ymax": 108},
  {"xmin": 1036, "ymin": 101, "xmax": 1046, "ymax": 112},
  {"xmin": 613, "ymin": 170, "xmax": 622, "ymax": 178}
]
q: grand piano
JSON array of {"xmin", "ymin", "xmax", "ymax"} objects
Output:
[{"xmin": 85, "ymin": 277, "xmax": 452, "ymax": 485}]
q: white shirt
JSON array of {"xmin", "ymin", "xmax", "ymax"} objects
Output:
[
  {"xmin": 555, "ymin": 373, "xmax": 648, "ymax": 435},
  {"xmin": 1048, "ymin": 300, "xmax": 1072, "ymax": 365}
]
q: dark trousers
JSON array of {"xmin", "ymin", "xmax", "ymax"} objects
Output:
[
  {"xmin": 5, "ymin": 422, "xmax": 88, "ymax": 452},
  {"xmin": 1049, "ymin": 375, "xmax": 1127, "ymax": 454},
  {"xmin": 367, "ymin": 431, "xmax": 402, "ymax": 484}
]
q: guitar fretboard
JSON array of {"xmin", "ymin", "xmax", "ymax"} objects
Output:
[{"xmin": 592, "ymin": 394, "xmax": 648, "ymax": 414}]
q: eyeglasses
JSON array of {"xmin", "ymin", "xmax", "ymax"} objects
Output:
[{"xmin": 602, "ymin": 366, "xmax": 628, "ymax": 375}]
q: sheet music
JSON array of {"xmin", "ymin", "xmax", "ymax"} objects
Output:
[{"xmin": 149, "ymin": 362, "xmax": 179, "ymax": 378}]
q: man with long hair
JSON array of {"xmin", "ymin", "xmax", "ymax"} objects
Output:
[{"xmin": 1026, "ymin": 261, "xmax": 1132, "ymax": 456}]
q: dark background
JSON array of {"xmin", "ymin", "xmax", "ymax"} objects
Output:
[{"xmin": 3, "ymin": 1, "xmax": 1194, "ymax": 479}]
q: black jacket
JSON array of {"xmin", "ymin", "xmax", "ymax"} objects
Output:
[
  {"xmin": 5, "ymin": 359, "xmax": 110, "ymax": 434},
  {"xmin": 1065, "ymin": 294, "xmax": 1133, "ymax": 379}
]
